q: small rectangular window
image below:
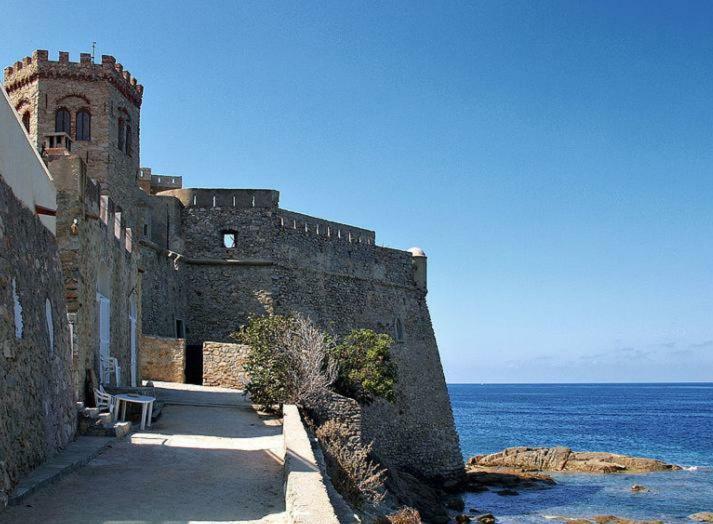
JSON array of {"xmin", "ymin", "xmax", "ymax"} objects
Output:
[{"xmin": 223, "ymin": 232, "xmax": 236, "ymax": 248}]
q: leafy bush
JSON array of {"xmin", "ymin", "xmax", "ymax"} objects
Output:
[
  {"xmin": 330, "ymin": 329, "xmax": 397, "ymax": 403},
  {"xmin": 234, "ymin": 316, "xmax": 396, "ymax": 408},
  {"xmin": 315, "ymin": 419, "xmax": 387, "ymax": 507},
  {"xmin": 233, "ymin": 315, "xmax": 293, "ymax": 410},
  {"xmin": 233, "ymin": 314, "xmax": 336, "ymax": 410}
]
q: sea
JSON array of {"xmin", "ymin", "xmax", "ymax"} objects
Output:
[{"xmin": 449, "ymin": 383, "xmax": 713, "ymax": 523}]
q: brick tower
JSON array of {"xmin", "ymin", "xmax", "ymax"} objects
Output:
[{"xmin": 3, "ymin": 50, "xmax": 143, "ymax": 226}]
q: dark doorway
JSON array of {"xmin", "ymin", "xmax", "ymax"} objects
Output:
[{"xmin": 185, "ymin": 344, "xmax": 203, "ymax": 385}]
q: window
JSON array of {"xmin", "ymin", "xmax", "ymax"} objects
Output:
[
  {"xmin": 395, "ymin": 318, "xmax": 404, "ymax": 342},
  {"xmin": 125, "ymin": 124, "xmax": 132, "ymax": 156},
  {"xmin": 223, "ymin": 232, "xmax": 236, "ymax": 248},
  {"xmin": 12, "ymin": 278, "xmax": 23, "ymax": 339},
  {"xmin": 55, "ymin": 108, "xmax": 71, "ymax": 134},
  {"xmin": 175, "ymin": 319, "xmax": 185, "ymax": 339},
  {"xmin": 22, "ymin": 111, "xmax": 30, "ymax": 133},
  {"xmin": 118, "ymin": 118, "xmax": 125, "ymax": 151},
  {"xmin": 45, "ymin": 299, "xmax": 54, "ymax": 353},
  {"xmin": 76, "ymin": 109, "xmax": 91, "ymax": 141}
]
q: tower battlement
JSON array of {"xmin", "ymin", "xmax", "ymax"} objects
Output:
[{"xmin": 4, "ymin": 50, "xmax": 143, "ymax": 107}]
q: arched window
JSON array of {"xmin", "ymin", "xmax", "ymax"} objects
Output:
[
  {"xmin": 125, "ymin": 124, "xmax": 132, "ymax": 156},
  {"xmin": 22, "ymin": 111, "xmax": 30, "ymax": 133},
  {"xmin": 45, "ymin": 298, "xmax": 54, "ymax": 354},
  {"xmin": 55, "ymin": 108, "xmax": 71, "ymax": 134},
  {"xmin": 76, "ymin": 109, "xmax": 91, "ymax": 141},
  {"xmin": 395, "ymin": 318, "xmax": 404, "ymax": 342},
  {"xmin": 118, "ymin": 118, "xmax": 125, "ymax": 151}
]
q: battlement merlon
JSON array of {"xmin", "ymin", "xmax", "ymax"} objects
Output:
[{"xmin": 4, "ymin": 50, "xmax": 143, "ymax": 107}]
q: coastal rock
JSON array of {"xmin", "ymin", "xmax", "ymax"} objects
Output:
[
  {"xmin": 445, "ymin": 496, "xmax": 465, "ymax": 511},
  {"xmin": 385, "ymin": 468, "xmax": 450, "ymax": 523},
  {"xmin": 550, "ymin": 516, "xmax": 663, "ymax": 524},
  {"xmin": 464, "ymin": 467, "xmax": 556, "ymax": 492},
  {"xmin": 477, "ymin": 514, "xmax": 496, "ymax": 524},
  {"xmin": 689, "ymin": 513, "xmax": 713, "ymax": 522},
  {"xmin": 469, "ymin": 447, "xmax": 680, "ymax": 473}
]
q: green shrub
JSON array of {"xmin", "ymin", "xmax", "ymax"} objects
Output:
[
  {"xmin": 232, "ymin": 315, "xmax": 294, "ymax": 410},
  {"xmin": 234, "ymin": 317, "xmax": 397, "ymax": 408},
  {"xmin": 331, "ymin": 329, "xmax": 397, "ymax": 404}
]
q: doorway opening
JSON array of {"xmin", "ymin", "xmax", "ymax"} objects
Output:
[{"xmin": 185, "ymin": 344, "xmax": 203, "ymax": 385}]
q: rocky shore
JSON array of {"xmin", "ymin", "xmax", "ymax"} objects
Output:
[{"xmin": 469, "ymin": 446, "xmax": 681, "ymax": 474}]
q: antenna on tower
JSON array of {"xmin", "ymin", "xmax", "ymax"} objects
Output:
[{"xmin": 91, "ymin": 42, "xmax": 96, "ymax": 61}]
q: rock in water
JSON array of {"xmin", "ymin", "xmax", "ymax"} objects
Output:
[
  {"xmin": 468, "ymin": 447, "xmax": 680, "ymax": 473},
  {"xmin": 689, "ymin": 513, "xmax": 713, "ymax": 522}
]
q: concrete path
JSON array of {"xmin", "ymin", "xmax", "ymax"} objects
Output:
[{"xmin": 0, "ymin": 383, "xmax": 285, "ymax": 524}]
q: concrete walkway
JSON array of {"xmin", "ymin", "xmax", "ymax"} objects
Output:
[{"xmin": 0, "ymin": 383, "xmax": 285, "ymax": 524}]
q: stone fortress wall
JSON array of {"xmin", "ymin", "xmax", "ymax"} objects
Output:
[
  {"xmin": 140, "ymin": 188, "xmax": 465, "ymax": 481},
  {"xmin": 2, "ymin": 49, "xmax": 464, "ymax": 493},
  {"xmin": 48, "ymin": 156, "xmax": 141, "ymax": 401}
]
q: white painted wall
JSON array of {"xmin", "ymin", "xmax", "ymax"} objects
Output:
[{"xmin": 0, "ymin": 88, "xmax": 57, "ymax": 233}]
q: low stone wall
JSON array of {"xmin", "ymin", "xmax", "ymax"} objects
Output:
[
  {"xmin": 283, "ymin": 405, "xmax": 340, "ymax": 524},
  {"xmin": 202, "ymin": 341, "xmax": 250, "ymax": 389},
  {"xmin": 139, "ymin": 335, "xmax": 185, "ymax": 383},
  {"xmin": 305, "ymin": 392, "xmax": 363, "ymax": 451}
]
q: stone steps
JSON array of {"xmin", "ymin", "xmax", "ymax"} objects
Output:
[{"xmin": 78, "ymin": 407, "xmax": 132, "ymax": 438}]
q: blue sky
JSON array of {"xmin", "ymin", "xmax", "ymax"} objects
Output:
[{"xmin": 3, "ymin": 1, "xmax": 712, "ymax": 383}]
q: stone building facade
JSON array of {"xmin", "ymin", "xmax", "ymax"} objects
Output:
[
  {"xmin": 0, "ymin": 89, "xmax": 75, "ymax": 507},
  {"xmin": 3, "ymin": 49, "xmax": 464, "ymax": 488}
]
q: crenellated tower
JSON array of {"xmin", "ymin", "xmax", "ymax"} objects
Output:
[{"xmin": 3, "ymin": 50, "xmax": 143, "ymax": 226}]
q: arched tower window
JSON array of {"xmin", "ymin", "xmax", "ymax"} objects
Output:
[
  {"xmin": 125, "ymin": 124, "xmax": 132, "ymax": 156},
  {"xmin": 118, "ymin": 118, "xmax": 125, "ymax": 151},
  {"xmin": 22, "ymin": 111, "xmax": 30, "ymax": 133},
  {"xmin": 76, "ymin": 109, "xmax": 91, "ymax": 141},
  {"xmin": 55, "ymin": 108, "xmax": 71, "ymax": 134}
]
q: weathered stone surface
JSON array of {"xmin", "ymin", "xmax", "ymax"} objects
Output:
[
  {"xmin": 469, "ymin": 447, "xmax": 680, "ymax": 473},
  {"xmin": 139, "ymin": 335, "xmax": 185, "ymax": 383},
  {"xmin": 465, "ymin": 467, "xmax": 556, "ymax": 492},
  {"xmin": 202, "ymin": 341, "xmax": 249, "ymax": 389},
  {"xmin": 0, "ymin": 176, "xmax": 76, "ymax": 507},
  {"xmin": 4, "ymin": 49, "xmax": 465, "ymax": 488}
]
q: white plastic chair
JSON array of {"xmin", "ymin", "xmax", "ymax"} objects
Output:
[
  {"xmin": 94, "ymin": 387, "xmax": 115, "ymax": 414},
  {"xmin": 100, "ymin": 356, "xmax": 121, "ymax": 385}
]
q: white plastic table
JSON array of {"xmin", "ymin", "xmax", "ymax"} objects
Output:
[{"xmin": 113, "ymin": 394, "xmax": 155, "ymax": 430}]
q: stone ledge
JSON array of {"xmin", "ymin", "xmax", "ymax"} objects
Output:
[
  {"xmin": 283, "ymin": 404, "xmax": 340, "ymax": 524},
  {"xmin": 8, "ymin": 436, "xmax": 116, "ymax": 506}
]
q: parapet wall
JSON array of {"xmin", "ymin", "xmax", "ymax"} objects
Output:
[
  {"xmin": 157, "ymin": 188, "xmax": 279, "ymax": 209},
  {"xmin": 278, "ymin": 209, "xmax": 375, "ymax": 245},
  {"xmin": 283, "ymin": 405, "xmax": 340, "ymax": 524},
  {"xmin": 4, "ymin": 50, "xmax": 143, "ymax": 107}
]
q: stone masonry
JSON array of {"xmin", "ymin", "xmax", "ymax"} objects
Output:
[
  {"xmin": 202, "ymin": 342, "xmax": 250, "ymax": 389},
  {"xmin": 139, "ymin": 335, "xmax": 185, "ymax": 383},
  {"xmin": 3, "ymin": 49, "xmax": 465, "ymax": 487},
  {"xmin": 0, "ymin": 176, "xmax": 76, "ymax": 506}
]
